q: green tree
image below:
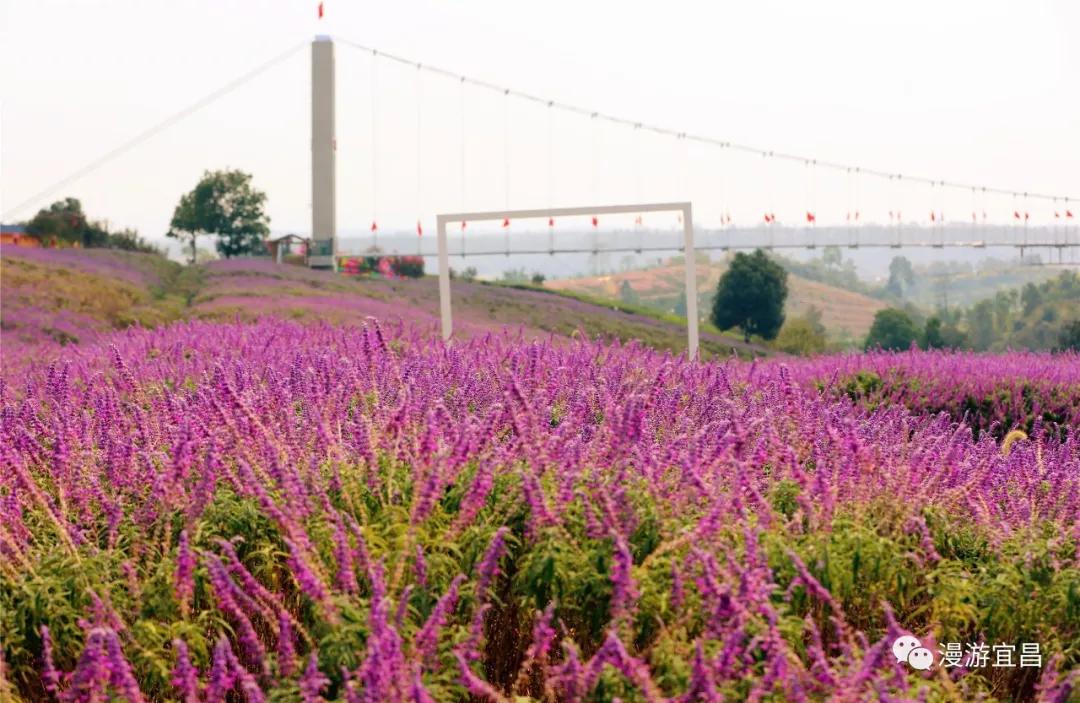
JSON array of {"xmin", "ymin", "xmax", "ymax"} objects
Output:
[
  {"xmin": 967, "ymin": 299, "xmax": 996, "ymax": 350},
  {"xmin": 1059, "ymin": 320, "xmax": 1080, "ymax": 352},
  {"xmin": 1020, "ymin": 282, "xmax": 1043, "ymax": 316},
  {"xmin": 167, "ymin": 170, "xmax": 270, "ymax": 262},
  {"xmin": 25, "ymin": 198, "xmax": 109, "ymax": 247},
  {"xmin": 821, "ymin": 246, "xmax": 843, "ymax": 269},
  {"xmin": 885, "ymin": 256, "xmax": 915, "ymax": 298},
  {"xmin": 711, "ymin": 249, "xmax": 788, "ymax": 343},
  {"xmin": 922, "ymin": 316, "xmax": 945, "ymax": 349},
  {"xmin": 774, "ymin": 317, "xmax": 827, "ymax": 355},
  {"xmin": 619, "ymin": 280, "xmax": 640, "ymax": 306},
  {"xmin": 864, "ymin": 308, "xmax": 919, "ymax": 350}
]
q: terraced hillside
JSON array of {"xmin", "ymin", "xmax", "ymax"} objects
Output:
[
  {"xmin": 1, "ymin": 248, "xmax": 767, "ymax": 373},
  {"xmin": 548, "ymin": 257, "xmax": 887, "ymax": 340}
]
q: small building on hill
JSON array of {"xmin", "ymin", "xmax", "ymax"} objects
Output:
[
  {"xmin": 267, "ymin": 234, "xmax": 309, "ymax": 264},
  {"xmin": 0, "ymin": 224, "xmax": 40, "ymax": 248}
]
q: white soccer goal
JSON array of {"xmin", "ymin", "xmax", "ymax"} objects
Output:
[{"xmin": 435, "ymin": 201, "xmax": 699, "ymax": 359}]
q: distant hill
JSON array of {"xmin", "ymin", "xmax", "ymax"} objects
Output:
[
  {"xmin": 1, "ymin": 248, "xmax": 770, "ymax": 373},
  {"xmin": 547, "ymin": 258, "xmax": 887, "ymax": 342}
]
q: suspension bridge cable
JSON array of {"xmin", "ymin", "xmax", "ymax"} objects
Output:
[
  {"xmin": 335, "ymin": 36, "xmax": 1074, "ymax": 205},
  {"xmin": 3, "ymin": 41, "xmax": 308, "ymax": 220}
]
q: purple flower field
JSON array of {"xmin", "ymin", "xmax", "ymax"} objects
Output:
[{"xmin": 1, "ymin": 315, "xmax": 1078, "ymax": 702}]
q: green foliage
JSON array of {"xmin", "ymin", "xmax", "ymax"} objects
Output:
[
  {"xmin": 886, "ymin": 256, "xmax": 915, "ymax": 299},
  {"xmin": 711, "ymin": 249, "xmax": 789, "ymax": 343},
  {"xmin": 864, "ymin": 308, "xmax": 918, "ymax": 350},
  {"xmin": 773, "ymin": 316, "xmax": 827, "ymax": 356},
  {"xmin": 24, "ymin": 197, "xmax": 160, "ymax": 253},
  {"xmin": 168, "ymin": 169, "xmax": 270, "ymax": 262},
  {"xmin": 1058, "ymin": 319, "xmax": 1080, "ymax": 352},
  {"xmin": 920, "ymin": 315, "xmax": 968, "ymax": 350}
]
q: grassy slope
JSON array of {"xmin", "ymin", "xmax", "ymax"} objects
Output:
[
  {"xmin": 548, "ymin": 259, "xmax": 887, "ymax": 339},
  {"xmin": 0, "ymin": 249, "xmax": 770, "ymax": 363}
]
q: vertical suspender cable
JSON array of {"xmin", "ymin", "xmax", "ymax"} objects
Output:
[
  {"xmin": 547, "ymin": 101, "xmax": 554, "ymax": 254},
  {"xmin": 416, "ymin": 63, "xmax": 423, "ymax": 254},
  {"xmin": 370, "ymin": 50, "xmax": 379, "ymax": 250},
  {"xmin": 460, "ymin": 77, "xmax": 466, "ymax": 257},
  {"xmin": 504, "ymin": 89, "xmax": 510, "ymax": 256}
]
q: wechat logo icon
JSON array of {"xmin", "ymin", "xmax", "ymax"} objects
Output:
[{"xmin": 893, "ymin": 635, "xmax": 934, "ymax": 671}]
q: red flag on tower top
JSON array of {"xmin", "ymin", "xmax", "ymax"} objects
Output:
[
  {"xmin": 806, "ymin": 211, "xmax": 816, "ymax": 224},
  {"xmin": 318, "ymin": 2, "xmax": 324, "ymax": 18}
]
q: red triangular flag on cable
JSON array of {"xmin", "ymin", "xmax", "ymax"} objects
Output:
[
  {"xmin": 764, "ymin": 213, "xmax": 771, "ymax": 223},
  {"xmin": 971, "ymin": 211, "xmax": 977, "ymax": 223},
  {"xmin": 371, "ymin": 221, "xmax": 378, "ymax": 232},
  {"xmin": 591, "ymin": 216, "xmax": 598, "ymax": 227},
  {"xmin": 548, "ymin": 217, "xmax": 555, "ymax": 227},
  {"xmin": 1068, "ymin": 210, "xmax": 1075, "ymax": 218},
  {"xmin": 1014, "ymin": 211, "xmax": 1021, "ymax": 220},
  {"xmin": 806, "ymin": 211, "xmax": 816, "ymax": 224},
  {"xmin": 1055, "ymin": 212, "xmax": 1061, "ymax": 219},
  {"xmin": 416, "ymin": 220, "xmax": 423, "ymax": 236},
  {"xmin": 502, "ymin": 218, "xmax": 510, "ymax": 228},
  {"xmin": 1024, "ymin": 212, "xmax": 1030, "ymax": 221},
  {"xmin": 930, "ymin": 211, "xmax": 936, "ymax": 222},
  {"xmin": 634, "ymin": 215, "xmax": 643, "ymax": 226},
  {"xmin": 461, "ymin": 220, "xmax": 467, "ymax": 231},
  {"xmin": 318, "ymin": 2, "xmax": 324, "ymax": 18},
  {"xmin": 855, "ymin": 211, "xmax": 860, "ymax": 221}
]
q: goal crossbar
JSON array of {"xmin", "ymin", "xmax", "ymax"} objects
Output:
[{"xmin": 435, "ymin": 201, "xmax": 699, "ymax": 359}]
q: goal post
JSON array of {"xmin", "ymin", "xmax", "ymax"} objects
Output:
[{"xmin": 435, "ymin": 201, "xmax": 699, "ymax": 359}]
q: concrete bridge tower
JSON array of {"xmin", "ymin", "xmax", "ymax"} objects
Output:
[{"xmin": 309, "ymin": 35, "xmax": 336, "ymax": 268}]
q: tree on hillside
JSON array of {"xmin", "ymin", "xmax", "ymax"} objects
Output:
[
  {"xmin": 968, "ymin": 299, "xmax": 996, "ymax": 351},
  {"xmin": 885, "ymin": 256, "xmax": 915, "ymax": 298},
  {"xmin": 774, "ymin": 317, "xmax": 826, "ymax": 355},
  {"xmin": 168, "ymin": 169, "xmax": 270, "ymax": 262},
  {"xmin": 821, "ymin": 246, "xmax": 843, "ymax": 269},
  {"xmin": 711, "ymin": 249, "xmax": 788, "ymax": 343},
  {"xmin": 25, "ymin": 198, "xmax": 159, "ymax": 252},
  {"xmin": 864, "ymin": 308, "xmax": 918, "ymax": 350},
  {"xmin": 1059, "ymin": 320, "xmax": 1080, "ymax": 352},
  {"xmin": 25, "ymin": 198, "xmax": 110, "ymax": 247},
  {"xmin": 1021, "ymin": 282, "xmax": 1043, "ymax": 316}
]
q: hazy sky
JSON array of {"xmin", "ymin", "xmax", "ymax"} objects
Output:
[{"xmin": 2, "ymin": 0, "xmax": 1078, "ymax": 243}]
